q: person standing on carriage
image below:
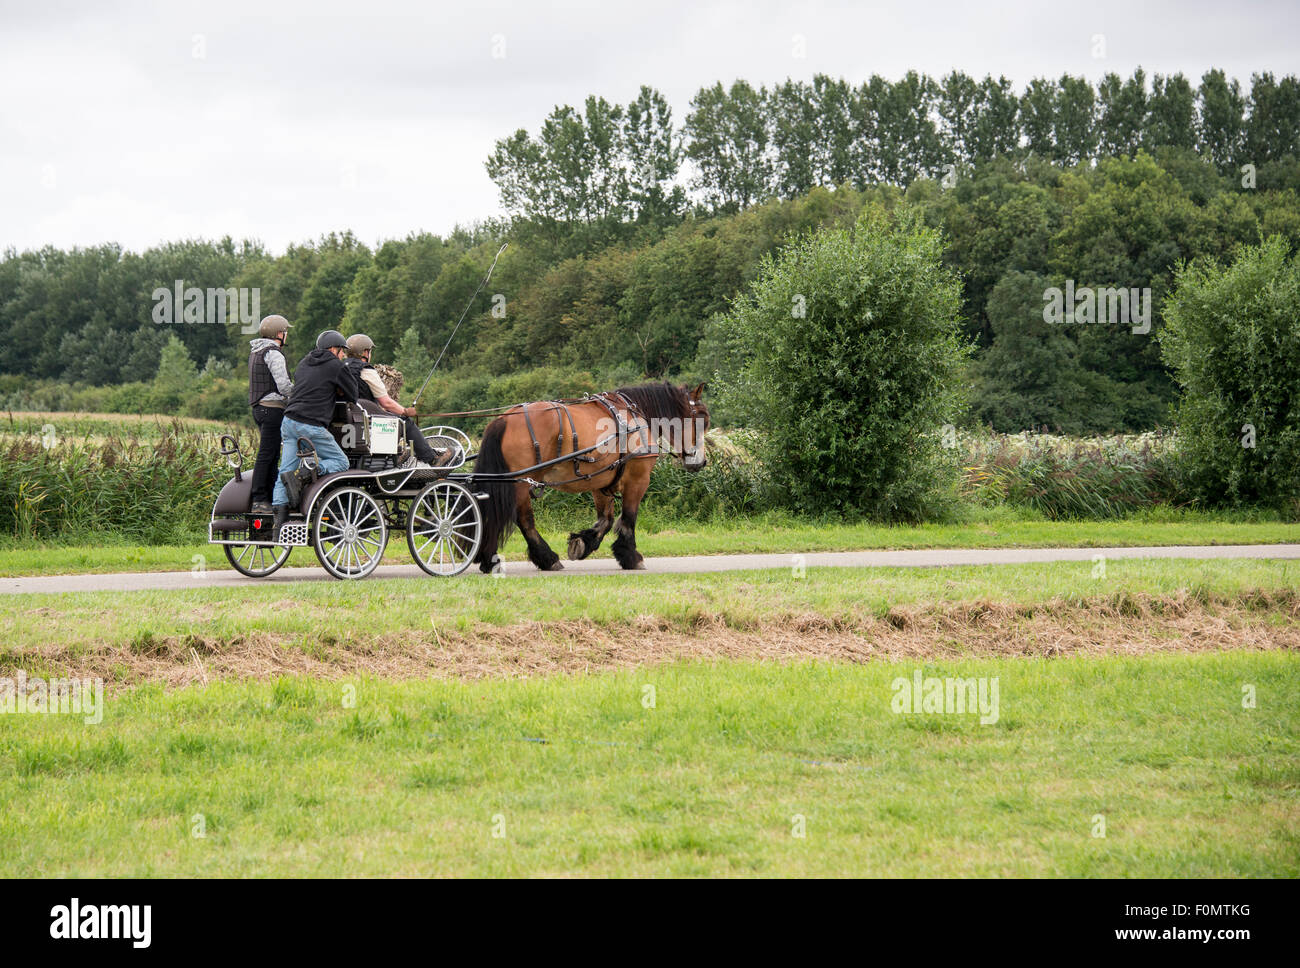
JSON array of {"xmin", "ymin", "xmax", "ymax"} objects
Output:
[
  {"xmin": 248, "ymin": 314, "xmax": 294, "ymax": 515},
  {"xmin": 270, "ymin": 330, "xmax": 360, "ymax": 535},
  {"xmin": 342, "ymin": 333, "xmax": 440, "ymax": 468}
]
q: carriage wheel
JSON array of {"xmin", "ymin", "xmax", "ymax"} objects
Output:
[
  {"xmin": 223, "ymin": 542, "xmax": 292, "ymax": 578},
  {"xmin": 313, "ymin": 486, "xmax": 388, "ymax": 580},
  {"xmin": 407, "ymin": 480, "xmax": 482, "ymax": 577}
]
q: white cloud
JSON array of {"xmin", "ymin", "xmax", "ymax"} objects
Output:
[{"xmin": 1, "ymin": 0, "xmax": 1296, "ymax": 254}]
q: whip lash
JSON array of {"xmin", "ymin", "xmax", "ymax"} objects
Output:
[{"xmin": 411, "ymin": 242, "xmax": 508, "ymax": 410}]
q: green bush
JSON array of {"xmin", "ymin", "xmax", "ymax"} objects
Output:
[
  {"xmin": 1160, "ymin": 236, "xmax": 1300, "ymax": 512},
  {"xmin": 710, "ymin": 208, "xmax": 970, "ymax": 520},
  {"xmin": 643, "ymin": 429, "xmax": 780, "ymax": 519}
]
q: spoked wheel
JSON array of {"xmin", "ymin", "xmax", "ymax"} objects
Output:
[
  {"xmin": 223, "ymin": 542, "xmax": 292, "ymax": 578},
  {"xmin": 407, "ymin": 480, "xmax": 482, "ymax": 577},
  {"xmin": 313, "ymin": 486, "xmax": 388, "ymax": 580}
]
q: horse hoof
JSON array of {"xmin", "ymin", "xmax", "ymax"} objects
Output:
[
  {"xmin": 632, "ymin": 559, "xmax": 646, "ymax": 570},
  {"xmin": 567, "ymin": 536, "xmax": 585, "ymax": 560},
  {"xmin": 547, "ymin": 561, "xmax": 565, "ymax": 571}
]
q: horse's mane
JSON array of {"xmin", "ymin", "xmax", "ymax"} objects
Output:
[{"xmin": 614, "ymin": 382, "xmax": 685, "ymax": 421}]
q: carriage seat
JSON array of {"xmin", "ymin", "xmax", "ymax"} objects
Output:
[{"xmin": 329, "ymin": 401, "xmax": 407, "ymax": 468}]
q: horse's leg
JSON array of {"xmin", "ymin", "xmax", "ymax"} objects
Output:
[
  {"xmin": 567, "ymin": 489, "xmax": 617, "ymax": 560},
  {"xmin": 610, "ymin": 464, "xmax": 651, "ymax": 570},
  {"xmin": 516, "ymin": 483, "xmax": 564, "ymax": 571}
]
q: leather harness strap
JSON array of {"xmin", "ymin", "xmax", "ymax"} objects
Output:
[
  {"xmin": 520, "ymin": 397, "xmax": 626, "ymax": 489},
  {"xmin": 510, "ymin": 392, "xmax": 667, "ymax": 496},
  {"xmin": 587, "ymin": 391, "xmax": 653, "ymax": 496},
  {"xmin": 557, "ymin": 403, "xmax": 582, "ymax": 476},
  {"xmin": 522, "ymin": 403, "xmax": 542, "ymax": 467}
]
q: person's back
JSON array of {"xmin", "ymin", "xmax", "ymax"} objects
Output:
[
  {"xmin": 285, "ymin": 345, "xmax": 359, "ymax": 427},
  {"xmin": 248, "ymin": 315, "xmax": 294, "ymax": 514}
]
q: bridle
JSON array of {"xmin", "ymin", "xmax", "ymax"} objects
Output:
[{"xmin": 659, "ymin": 389, "xmax": 709, "ymax": 464}]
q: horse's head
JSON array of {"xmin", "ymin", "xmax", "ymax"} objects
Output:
[{"xmin": 679, "ymin": 382, "xmax": 710, "ymax": 471}]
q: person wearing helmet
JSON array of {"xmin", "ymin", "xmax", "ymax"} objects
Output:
[
  {"xmin": 343, "ymin": 334, "xmax": 440, "ymax": 467},
  {"xmin": 248, "ymin": 314, "xmax": 294, "ymax": 514},
  {"xmin": 270, "ymin": 329, "xmax": 360, "ymax": 534}
]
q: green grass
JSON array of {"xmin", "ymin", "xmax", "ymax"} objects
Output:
[
  {"xmin": 0, "ymin": 652, "xmax": 1294, "ymax": 876},
  {"xmin": 1, "ymin": 508, "xmax": 1296, "ymax": 577},
  {"xmin": 2, "ymin": 558, "xmax": 1297, "ymax": 651}
]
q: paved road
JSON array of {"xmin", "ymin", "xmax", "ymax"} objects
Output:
[{"xmin": 3, "ymin": 544, "xmax": 1298, "ymax": 595}]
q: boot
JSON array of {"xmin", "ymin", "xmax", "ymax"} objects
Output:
[
  {"xmin": 271, "ymin": 505, "xmax": 290, "ymax": 540},
  {"xmin": 279, "ymin": 469, "xmax": 303, "ymax": 509},
  {"xmin": 250, "ymin": 500, "xmax": 273, "ymax": 515}
]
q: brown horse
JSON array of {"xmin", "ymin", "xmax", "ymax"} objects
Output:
[{"xmin": 471, "ymin": 382, "xmax": 710, "ymax": 572}]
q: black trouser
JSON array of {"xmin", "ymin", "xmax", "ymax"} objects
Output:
[
  {"xmin": 251, "ymin": 404, "xmax": 285, "ymax": 505},
  {"xmin": 356, "ymin": 400, "xmax": 437, "ymax": 462},
  {"xmin": 405, "ymin": 416, "xmax": 438, "ymax": 462}
]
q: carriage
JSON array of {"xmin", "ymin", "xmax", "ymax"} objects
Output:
[
  {"xmin": 209, "ymin": 402, "xmax": 487, "ymax": 580},
  {"xmin": 207, "ymin": 391, "xmax": 665, "ymax": 581},
  {"xmin": 213, "ymin": 240, "xmax": 709, "ymax": 581}
]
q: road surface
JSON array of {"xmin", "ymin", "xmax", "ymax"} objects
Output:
[{"xmin": 2, "ymin": 544, "xmax": 1298, "ymax": 595}]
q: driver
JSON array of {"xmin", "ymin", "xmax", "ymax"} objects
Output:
[{"xmin": 343, "ymin": 334, "xmax": 441, "ymax": 468}]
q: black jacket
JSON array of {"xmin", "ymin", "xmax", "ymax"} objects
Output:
[{"xmin": 283, "ymin": 348, "xmax": 359, "ymax": 427}]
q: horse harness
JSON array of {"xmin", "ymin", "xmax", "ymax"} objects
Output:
[{"xmin": 519, "ymin": 391, "xmax": 654, "ymax": 496}]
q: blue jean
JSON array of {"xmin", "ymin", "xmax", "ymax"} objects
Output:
[{"xmin": 272, "ymin": 416, "xmax": 350, "ymax": 507}]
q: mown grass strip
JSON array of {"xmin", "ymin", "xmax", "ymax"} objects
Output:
[{"xmin": 2, "ymin": 558, "xmax": 1297, "ymax": 669}]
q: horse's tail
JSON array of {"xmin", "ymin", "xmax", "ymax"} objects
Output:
[{"xmin": 472, "ymin": 416, "xmax": 517, "ymax": 572}]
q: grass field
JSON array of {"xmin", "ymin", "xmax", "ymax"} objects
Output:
[
  {"xmin": 2, "ymin": 510, "xmax": 1297, "ymax": 577},
  {"xmin": 1, "ymin": 652, "xmax": 1294, "ymax": 876},
  {"xmin": 4, "ymin": 431, "xmax": 1296, "ymax": 878},
  {"xmin": 4, "ymin": 556, "xmax": 1296, "ymax": 876},
  {"xmin": 1, "ymin": 410, "xmax": 228, "ymax": 437}
]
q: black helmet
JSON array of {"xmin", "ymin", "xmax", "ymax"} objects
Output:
[{"xmin": 315, "ymin": 330, "xmax": 347, "ymax": 351}]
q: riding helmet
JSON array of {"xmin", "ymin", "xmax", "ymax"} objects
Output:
[
  {"xmin": 315, "ymin": 330, "xmax": 348, "ymax": 351},
  {"xmin": 346, "ymin": 334, "xmax": 375, "ymax": 358},
  {"xmin": 258, "ymin": 314, "xmax": 291, "ymax": 339}
]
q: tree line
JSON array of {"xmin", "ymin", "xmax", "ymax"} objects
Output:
[
  {"xmin": 1, "ymin": 68, "xmax": 1298, "ymax": 434},
  {"xmin": 487, "ymin": 69, "xmax": 1299, "ymax": 230}
]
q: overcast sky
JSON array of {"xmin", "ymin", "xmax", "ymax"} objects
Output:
[{"xmin": 2, "ymin": 0, "xmax": 1297, "ymax": 255}]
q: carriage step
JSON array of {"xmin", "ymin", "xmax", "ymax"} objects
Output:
[{"xmin": 278, "ymin": 523, "xmax": 310, "ymax": 547}]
